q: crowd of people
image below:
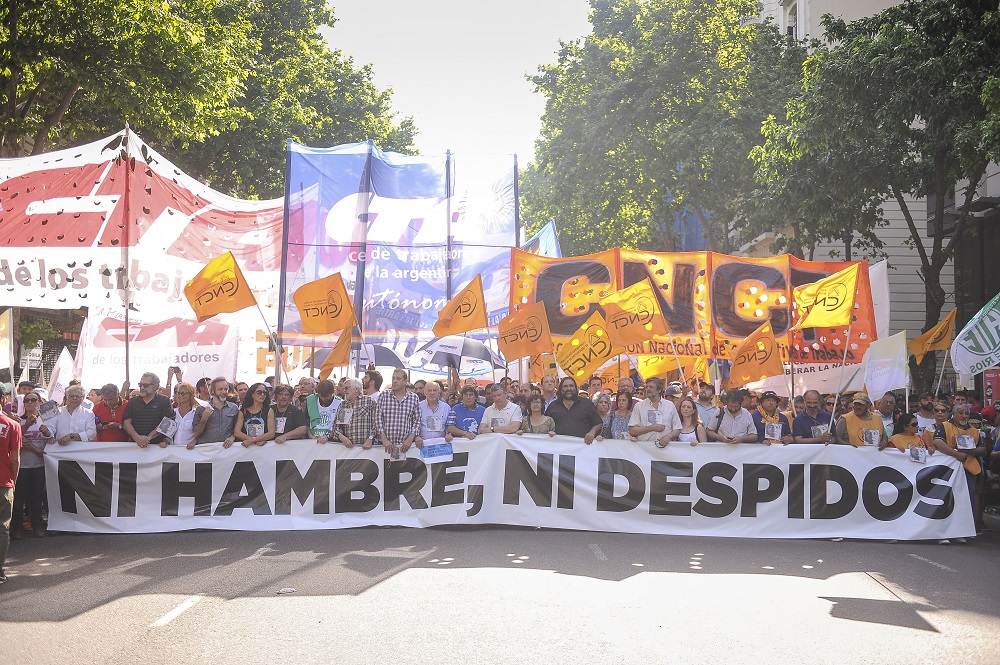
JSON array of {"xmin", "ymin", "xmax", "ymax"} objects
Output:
[{"xmin": 1, "ymin": 365, "xmax": 997, "ymax": 584}]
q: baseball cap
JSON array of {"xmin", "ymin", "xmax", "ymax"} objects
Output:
[
  {"xmin": 852, "ymin": 393, "xmax": 871, "ymax": 406},
  {"xmin": 663, "ymin": 386, "xmax": 681, "ymax": 397},
  {"xmin": 980, "ymin": 406, "xmax": 997, "ymax": 421},
  {"xmin": 698, "ymin": 380, "xmax": 713, "ymax": 389},
  {"xmin": 760, "ymin": 390, "xmax": 779, "ymax": 402}
]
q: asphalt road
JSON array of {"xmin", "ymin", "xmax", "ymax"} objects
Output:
[{"xmin": 3, "ymin": 521, "xmax": 1000, "ymax": 665}]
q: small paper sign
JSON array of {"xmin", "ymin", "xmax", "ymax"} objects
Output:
[
  {"xmin": 419, "ymin": 442, "xmax": 454, "ymax": 464},
  {"xmin": 863, "ymin": 429, "xmax": 881, "ymax": 447},
  {"xmin": 909, "ymin": 447, "xmax": 928, "ymax": 464},
  {"xmin": 956, "ymin": 434, "xmax": 976, "ymax": 450},
  {"xmin": 156, "ymin": 417, "xmax": 178, "ymax": 438},
  {"xmin": 764, "ymin": 422, "xmax": 783, "ymax": 442},
  {"xmin": 39, "ymin": 400, "xmax": 60, "ymax": 420}
]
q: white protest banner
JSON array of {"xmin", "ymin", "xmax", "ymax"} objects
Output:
[
  {"xmin": 952, "ymin": 291, "xmax": 1000, "ymax": 375},
  {"xmin": 46, "ymin": 346, "xmax": 76, "ymax": 404},
  {"xmin": 78, "ymin": 307, "xmax": 238, "ymax": 387},
  {"xmin": 862, "ymin": 331, "xmax": 908, "ymax": 397},
  {"xmin": 45, "ymin": 436, "xmax": 974, "ymax": 540},
  {"xmin": 0, "ymin": 308, "xmax": 11, "ymax": 370}
]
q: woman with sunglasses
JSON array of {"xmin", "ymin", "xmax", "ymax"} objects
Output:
[
  {"xmin": 12, "ymin": 390, "xmax": 53, "ymax": 539},
  {"xmin": 234, "ymin": 382, "xmax": 275, "ymax": 447},
  {"xmin": 171, "ymin": 382, "xmax": 199, "ymax": 448},
  {"xmin": 889, "ymin": 412, "xmax": 933, "ymax": 456},
  {"xmin": 922, "ymin": 401, "xmax": 951, "ymax": 448}
]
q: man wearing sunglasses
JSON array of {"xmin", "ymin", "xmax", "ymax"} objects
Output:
[
  {"xmin": 93, "ymin": 383, "xmax": 129, "ymax": 443},
  {"xmin": 122, "ymin": 372, "xmax": 175, "ymax": 448}
]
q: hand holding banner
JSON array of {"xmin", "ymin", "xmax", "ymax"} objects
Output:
[
  {"xmin": 556, "ymin": 311, "xmax": 622, "ymax": 381},
  {"xmin": 791, "ymin": 263, "xmax": 860, "ymax": 330},
  {"xmin": 725, "ymin": 321, "xmax": 784, "ymax": 390},
  {"xmin": 183, "ymin": 251, "xmax": 257, "ymax": 322},
  {"xmin": 293, "ymin": 273, "xmax": 356, "ymax": 335},
  {"xmin": 498, "ymin": 301, "xmax": 553, "ymax": 361},
  {"xmin": 433, "ymin": 274, "xmax": 488, "ymax": 337}
]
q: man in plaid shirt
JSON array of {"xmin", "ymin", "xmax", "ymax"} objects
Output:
[
  {"xmin": 376, "ymin": 369, "xmax": 421, "ymax": 453},
  {"xmin": 332, "ymin": 377, "xmax": 377, "ymax": 448}
]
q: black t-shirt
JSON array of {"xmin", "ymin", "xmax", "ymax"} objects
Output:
[
  {"xmin": 545, "ymin": 398, "xmax": 603, "ymax": 438},
  {"xmin": 240, "ymin": 404, "xmax": 272, "ymax": 438},
  {"xmin": 273, "ymin": 404, "xmax": 309, "ymax": 437},
  {"xmin": 123, "ymin": 393, "xmax": 175, "ymax": 439}
]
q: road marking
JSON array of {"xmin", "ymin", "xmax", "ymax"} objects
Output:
[
  {"xmin": 907, "ymin": 553, "xmax": 957, "ymax": 573},
  {"xmin": 245, "ymin": 542, "xmax": 277, "ymax": 561},
  {"xmin": 588, "ymin": 544, "xmax": 608, "ymax": 561},
  {"xmin": 150, "ymin": 595, "xmax": 203, "ymax": 628}
]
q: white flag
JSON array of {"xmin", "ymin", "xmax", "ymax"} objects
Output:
[
  {"xmin": 952, "ymin": 292, "xmax": 1000, "ymax": 375},
  {"xmin": 46, "ymin": 347, "xmax": 76, "ymax": 405},
  {"xmin": 862, "ymin": 331, "xmax": 908, "ymax": 398}
]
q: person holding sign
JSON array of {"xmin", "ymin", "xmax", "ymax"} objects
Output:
[
  {"xmin": 418, "ymin": 381, "xmax": 451, "ymax": 443},
  {"xmin": 752, "ymin": 391, "xmax": 793, "ymax": 446},
  {"xmin": 629, "ymin": 377, "xmax": 681, "ymax": 447},
  {"xmin": 192, "ymin": 378, "xmax": 238, "ymax": 449},
  {"xmin": 235, "ymin": 383, "xmax": 275, "ymax": 448},
  {"xmin": 933, "ymin": 403, "xmax": 986, "ymax": 541},
  {"xmin": 55, "ymin": 385, "xmax": 96, "ymax": 446},
  {"xmin": 272, "ymin": 385, "xmax": 309, "ymax": 444},
  {"xmin": 446, "ymin": 385, "xmax": 486, "ymax": 441},
  {"xmin": 306, "ymin": 380, "xmax": 342, "ymax": 445},
  {"xmin": 170, "ymin": 383, "xmax": 199, "ymax": 448},
  {"xmin": 12, "ymin": 390, "xmax": 52, "ymax": 540},
  {"xmin": 333, "ymin": 378, "xmax": 376, "ymax": 448},
  {"xmin": 834, "ymin": 393, "xmax": 887, "ymax": 448},
  {"xmin": 123, "ymin": 373, "xmax": 174, "ymax": 448},
  {"xmin": 93, "ymin": 383, "xmax": 129, "ymax": 443},
  {"xmin": 792, "ymin": 390, "xmax": 834, "ymax": 444},
  {"xmin": 482, "ymin": 384, "xmax": 523, "ymax": 435},
  {"xmin": 889, "ymin": 413, "xmax": 932, "ymax": 462}
]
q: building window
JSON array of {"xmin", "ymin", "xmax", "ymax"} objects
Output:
[{"xmin": 786, "ymin": 2, "xmax": 798, "ymax": 39}]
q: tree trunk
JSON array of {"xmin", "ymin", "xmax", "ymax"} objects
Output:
[{"xmin": 30, "ymin": 83, "xmax": 82, "ymax": 155}]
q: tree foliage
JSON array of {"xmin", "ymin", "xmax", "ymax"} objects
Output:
[
  {"xmin": 0, "ymin": 0, "xmax": 416, "ymax": 198},
  {"xmin": 754, "ymin": 0, "xmax": 1000, "ymax": 391},
  {"xmin": 522, "ymin": 0, "xmax": 808, "ymax": 256}
]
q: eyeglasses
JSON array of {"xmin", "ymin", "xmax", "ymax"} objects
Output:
[
  {"xmin": 825, "ymin": 402, "xmax": 835, "ymax": 406},
  {"xmin": 138, "ymin": 383, "xmax": 153, "ymax": 388},
  {"xmin": 23, "ymin": 397, "xmax": 38, "ymax": 403},
  {"xmin": 254, "ymin": 389, "xmax": 267, "ymax": 395},
  {"xmin": 933, "ymin": 408, "xmax": 948, "ymax": 413}
]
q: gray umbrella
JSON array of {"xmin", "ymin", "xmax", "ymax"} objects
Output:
[{"xmin": 305, "ymin": 343, "xmax": 406, "ymax": 369}]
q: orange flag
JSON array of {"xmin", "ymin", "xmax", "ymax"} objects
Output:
[
  {"xmin": 319, "ymin": 330, "xmax": 353, "ymax": 380},
  {"xmin": 791, "ymin": 263, "xmax": 860, "ymax": 330},
  {"xmin": 603, "ymin": 279, "xmax": 669, "ymax": 347},
  {"xmin": 556, "ymin": 311, "xmax": 623, "ymax": 382},
  {"xmin": 433, "ymin": 274, "xmax": 488, "ymax": 337},
  {"xmin": 908, "ymin": 308, "xmax": 957, "ymax": 365},
  {"xmin": 529, "ymin": 352, "xmax": 558, "ymax": 382},
  {"xmin": 183, "ymin": 251, "xmax": 257, "ymax": 322},
  {"xmin": 725, "ymin": 321, "xmax": 784, "ymax": 390},
  {"xmin": 498, "ymin": 301, "xmax": 554, "ymax": 361},
  {"xmin": 293, "ymin": 273, "xmax": 356, "ymax": 335}
]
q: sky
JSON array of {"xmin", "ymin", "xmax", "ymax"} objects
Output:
[{"xmin": 323, "ymin": 0, "xmax": 593, "ymax": 162}]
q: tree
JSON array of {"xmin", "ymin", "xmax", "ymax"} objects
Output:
[
  {"xmin": 0, "ymin": 0, "xmax": 251, "ymax": 156},
  {"xmin": 754, "ymin": 0, "xmax": 1000, "ymax": 391},
  {"xmin": 522, "ymin": 0, "xmax": 808, "ymax": 256}
]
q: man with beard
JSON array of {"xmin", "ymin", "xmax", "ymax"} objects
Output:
[
  {"xmin": 792, "ymin": 390, "xmax": 835, "ymax": 444},
  {"xmin": 834, "ymin": 393, "xmax": 887, "ymax": 448},
  {"xmin": 363, "ymin": 370, "xmax": 383, "ymax": 399},
  {"xmin": 628, "ymin": 377, "xmax": 681, "ymax": 447},
  {"xmin": 192, "ymin": 377, "xmax": 238, "ymax": 448},
  {"xmin": 915, "ymin": 391, "xmax": 937, "ymax": 433},
  {"xmin": 545, "ymin": 377, "xmax": 603, "ymax": 444},
  {"xmin": 695, "ymin": 381, "xmax": 719, "ymax": 427},
  {"xmin": 334, "ymin": 377, "xmax": 377, "ymax": 449},
  {"xmin": 272, "ymin": 384, "xmax": 309, "ymax": 444},
  {"xmin": 706, "ymin": 390, "xmax": 758, "ymax": 444},
  {"xmin": 933, "ymin": 403, "xmax": 986, "ymax": 543},
  {"xmin": 122, "ymin": 373, "xmax": 174, "ymax": 448}
]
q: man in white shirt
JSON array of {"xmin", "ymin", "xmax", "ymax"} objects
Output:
[
  {"xmin": 876, "ymin": 392, "xmax": 897, "ymax": 438},
  {"xmin": 481, "ymin": 384, "xmax": 522, "ymax": 434},
  {"xmin": 628, "ymin": 377, "xmax": 681, "ymax": 446},
  {"xmin": 706, "ymin": 390, "xmax": 758, "ymax": 444},
  {"xmin": 54, "ymin": 385, "xmax": 96, "ymax": 445}
]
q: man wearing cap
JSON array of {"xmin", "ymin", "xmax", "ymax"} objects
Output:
[
  {"xmin": 706, "ymin": 390, "xmax": 758, "ymax": 444},
  {"xmin": 792, "ymin": 390, "xmax": 835, "ymax": 444},
  {"xmin": 834, "ymin": 393, "xmax": 887, "ymax": 447},
  {"xmin": 695, "ymin": 381, "xmax": 718, "ymax": 431},
  {"xmin": 629, "ymin": 377, "xmax": 681, "ymax": 447},
  {"xmin": 933, "ymin": 404, "xmax": 986, "ymax": 541},
  {"xmin": 752, "ymin": 390, "xmax": 793, "ymax": 445}
]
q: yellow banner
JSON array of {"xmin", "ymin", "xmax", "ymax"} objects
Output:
[
  {"xmin": 498, "ymin": 301, "xmax": 554, "ymax": 361},
  {"xmin": 293, "ymin": 273, "xmax": 356, "ymax": 335},
  {"xmin": 556, "ymin": 311, "xmax": 623, "ymax": 381},
  {"xmin": 529, "ymin": 352, "xmax": 559, "ymax": 383},
  {"xmin": 725, "ymin": 321, "xmax": 784, "ymax": 390},
  {"xmin": 908, "ymin": 308, "xmax": 956, "ymax": 365},
  {"xmin": 791, "ymin": 263, "xmax": 860, "ymax": 330},
  {"xmin": 183, "ymin": 251, "xmax": 257, "ymax": 322},
  {"xmin": 433, "ymin": 274, "xmax": 488, "ymax": 337},
  {"xmin": 603, "ymin": 279, "xmax": 669, "ymax": 348},
  {"xmin": 320, "ymin": 329, "xmax": 353, "ymax": 380}
]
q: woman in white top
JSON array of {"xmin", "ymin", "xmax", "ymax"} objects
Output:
[
  {"xmin": 171, "ymin": 382, "xmax": 199, "ymax": 448},
  {"xmin": 674, "ymin": 397, "xmax": 707, "ymax": 446}
]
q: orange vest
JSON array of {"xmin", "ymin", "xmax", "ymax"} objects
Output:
[
  {"xmin": 939, "ymin": 421, "xmax": 982, "ymax": 475},
  {"xmin": 840, "ymin": 411, "xmax": 883, "ymax": 448}
]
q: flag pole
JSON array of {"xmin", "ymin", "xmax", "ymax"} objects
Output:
[
  {"xmin": 788, "ymin": 328, "xmax": 796, "ymax": 400},
  {"xmin": 934, "ymin": 348, "xmax": 950, "ymax": 396},
  {"xmin": 255, "ymin": 301, "xmax": 292, "ymax": 387},
  {"xmin": 830, "ymin": 316, "xmax": 856, "ymax": 425}
]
